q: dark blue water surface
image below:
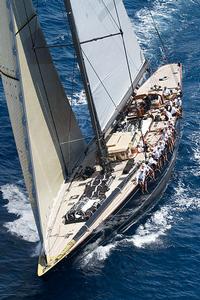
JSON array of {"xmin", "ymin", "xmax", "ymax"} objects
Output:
[{"xmin": 0, "ymin": 1, "xmax": 200, "ymax": 299}]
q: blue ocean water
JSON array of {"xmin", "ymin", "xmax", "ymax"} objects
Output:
[{"xmin": 0, "ymin": 0, "xmax": 200, "ymax": 299}]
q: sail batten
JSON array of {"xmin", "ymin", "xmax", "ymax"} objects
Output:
[
  {"xmin": 65, "ymin": 0, "xmax": 147, "ymax": 132},
  {"xmin": 80, "ymin": 31, "xmax": 122, "ymax": 45},
  {"xmin": 14, "ymin": 13, "xmax": 37, "ymax": 36}
]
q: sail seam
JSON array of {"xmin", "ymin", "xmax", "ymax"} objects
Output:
[
  {"xmin": 80, "ymin": 32, "xmax": 121, "ymax": 45},
  {"xmin": 15, "ymin": 13, "xmax": 37, "ymax": 36},
  {"xmin": 0, "ymin": 68, "xmax": 19, "ymax": 81},
  {"xmin": 34, "ymin": 43, "xmax": 73, "ymax": 49}
]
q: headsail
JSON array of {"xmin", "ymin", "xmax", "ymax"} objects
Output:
[
  {"xmin": 0, "ymin": 0, "xmax": 41, "ymax": 238},
  {"xmin": 0, "ymin": 0, "xmax": 85, "ymax": 241},
  {"xmin": 64, "ymin": 0, "xmax": 147, "ymax": 132}
]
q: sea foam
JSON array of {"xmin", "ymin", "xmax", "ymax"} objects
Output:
[
  {"xmin": 126, "ymin": 181, "xmax": 200, "ymax": 249},
  {"xmin": 1, "ymin": 184, "xmax": 39, "ymax": 243},
  {"xmin": 80, "ymin": 179, "xmax": 200, "ymax": 269}
]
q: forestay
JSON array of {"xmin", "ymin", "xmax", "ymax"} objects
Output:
[
  {"xmin": 66, "ymin": 0, "xmax": 146, "ymax": 131},
  {"xmin": 0, "ymin": 0, "xmax": 85, "ymax": 241}
]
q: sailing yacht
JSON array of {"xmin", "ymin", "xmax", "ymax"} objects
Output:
[{"xmin": 0, "ymin": 0, "xmax": 182, "ymax": 276}]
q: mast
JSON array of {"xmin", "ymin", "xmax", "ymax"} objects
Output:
[
  {"xmin": 64, "ymin": 1, "xmax": 109, "ymax": 171},
  {"xmin": 63, "ymin": 0, "xmax": 147, "ymax": 133}
]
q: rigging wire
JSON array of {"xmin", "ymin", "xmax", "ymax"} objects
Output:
[
  {"xmin": 66, "ymin": 51, "xmax": 77, "ymax": 171},
  {"xmin": 113, "ymin": 0, "xmax": 149, "ymax": 159},
  {"xmin": 64, "ymin": 0, "xmax": 110, "ymax": 170},
  {"xmin": 147, "ymin": 2, "xmax": 181, "ymax": 87},
  {"xmin": 81, "ymin": 49, "xmax": 120, "ymax": 113},
  {"xmin": 65, "ymin": 51, "xmax": 91, "ymax": 171},
  {"xmin": 58, "ymin": 0, "xmax": 73, "ymax": 42},
  {"xmin": 144, "ymin": 3, "xmax": 167, "ymax": 89},
  {"xmin": 102, "ymin": 0, "xmax": 141, "ymax": 73},
  {"xmin": 147, "ymin": 6, "xmax": 168, "ymax": 64},
  {"xmin": 33, "ymin": 0, "xmax": 82, "ymax": 173},
  {"xmin": 33, "ymin": 0, "xmax": 39, "ymax": 47},
  {"xmin": 113, "ymin": 0, "xmax": 135, "ymax": 95},
  {"xmin": 34, "ymin": 0, "xmax": 139, "ymax": 116},
  {"xmin": 102, "ymin": 0, "xmax": 121, "ymax": 31},
  {"xmin": 33, "ymin": 0, "xmax": 74, "ymax": 50},
  {"xmin": 55, "ymin": 0, "xmax": 95, "ymax": 145},
  {"xmin": 34, "ymin": 42, "xmax": 73, "ymax": 49}
]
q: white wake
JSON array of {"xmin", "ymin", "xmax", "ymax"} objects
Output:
[
  {"xmin": 80, "ymin": 180, "xmax": 200, "ymax": 271},
  {"xmin": 1, "ymin": 184, "xmax": 39, "ymax": 243},
  {"xmin": 132, "ymin": 0, "xmax": 181, "ymax": 59},
  {"xmin": 78, "ymin": 237, "xmax": 118, "ymax": 271},
  {"xmin": 71, "ymin": 90, "xmax": 87, "ymax": 106},
  {"xmin": 192, "ymin": 132, "xmax": 200, "ymax": 175},
  {"xmin": 83, "ymin": 244, "xmax": 116, "ymax": 265},
  {"xmin": 127, "ymin": 183, "xmax": 200, "ymax": 249}
]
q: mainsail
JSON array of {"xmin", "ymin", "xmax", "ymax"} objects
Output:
[
  {"xmin": 64, "ymin": 0, "xmax": 147, "ymax": 132},
  {"xmin": 0, "ymin": 0, "xmax": 85, "ymax": 241}
]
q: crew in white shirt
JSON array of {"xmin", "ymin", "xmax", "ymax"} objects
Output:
[
  {"xmin": 165, "ymin": 109, "xmax": 173, "ymax": 121},
  {"xmin": 148, "ymin": 156, "xmax": 157, "ymax": 168},
  {"xmin": 171, "ymin": 105, "xmax": 177, "ymax": 116},
  {"xmin": 163, "ymin": 87, "xmax": 171, "ymax": 98},
  {"xmin": 136, "ymin": 163, "xmax": 154, "ymax": 193}
]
